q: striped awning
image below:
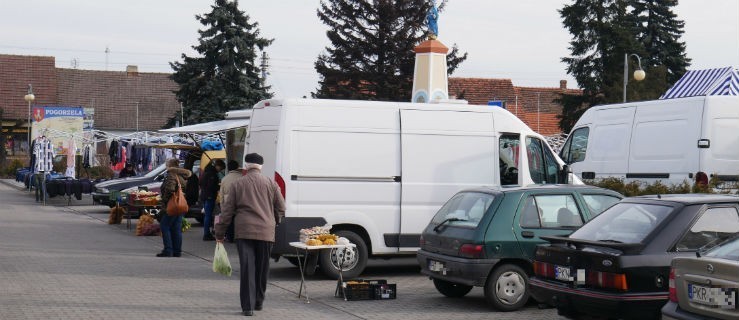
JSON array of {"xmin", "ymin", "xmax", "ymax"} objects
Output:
[{"xmin": 660, "ymin": 67, "xmax": 739, "ymax": 99}]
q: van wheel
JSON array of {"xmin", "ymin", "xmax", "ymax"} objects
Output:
[
  {"xmin": 318, "ymin": 230, "xmax": 368, "ymax": 279},
  {"xmin": 433, "ymin": 279, "xmax": 473, "ymax": 298},
  {"xmin": 484, "ymin": 264, "xmax": 529, "ymax": 311}
]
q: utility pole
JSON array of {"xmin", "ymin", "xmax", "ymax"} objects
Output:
[{"xmin": 260, "ymin": 51, "xmax": 269, "ymax": 87}]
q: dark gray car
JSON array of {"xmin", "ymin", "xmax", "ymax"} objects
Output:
[{"xmin": 91, "ymin": 163, "xmax": 167, "ymax": 207}]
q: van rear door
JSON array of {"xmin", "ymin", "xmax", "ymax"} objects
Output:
[
  {"xmin": 398, "ymin": 109, "xmax": 496, "ymax": 250},
  {"xmin": 701, "ymin": 96, "xmax": 739, "ymax": 181}
]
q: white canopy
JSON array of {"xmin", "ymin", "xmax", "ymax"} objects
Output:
[{"xmin": 159, "ymin": 118, "xmax": 249, "ymax": 133}]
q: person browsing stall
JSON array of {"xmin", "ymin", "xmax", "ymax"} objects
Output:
[{"xmin": 157, "ymin": 158, "xmax": 192, "ymax": 257}]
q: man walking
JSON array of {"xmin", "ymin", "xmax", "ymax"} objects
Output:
[
  {"xmin": 218, "ymin": 160, "xmax": 242, "ymax": 242},
  {"xmin": 215, "ymin": 153, "xmax": 285, "ymax": 316}
]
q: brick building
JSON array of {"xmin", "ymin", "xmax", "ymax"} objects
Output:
[
  {"xmin": 1, "ymin": 54, "xmax": 180, "ymax": 157},
  {"xmin": 449, "ymin": 78, "xmax": 581, "ymax": 135}
]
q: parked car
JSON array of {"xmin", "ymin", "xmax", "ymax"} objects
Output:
[
  {"xmin": 662, "ymin": 235, "xmax": 739, "ymax": 320},
  {"xmin": 92, "ymin": 163, "xmax": 168, "ymax": 207},
  {"xmin": 416, "ymin": 185, "xmax": 623, "ymax": 311},
  {"xmin": 529, "ymin": 194, "xmax": 739, "ymax": 320}
]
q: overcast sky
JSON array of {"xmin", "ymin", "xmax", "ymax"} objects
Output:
[{"xmin": 2, "ymin": 0, "xmax": 738, "ymax": 98}]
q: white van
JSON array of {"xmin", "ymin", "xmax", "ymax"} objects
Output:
[
  {"xmin": 242, "ymin": 98, "xmax": 571, "ymax": 278},
  {"xmin": 559, "ymin": 96, "xmax": 739, "ymax": 186}
]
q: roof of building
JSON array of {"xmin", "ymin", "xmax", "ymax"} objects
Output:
[{"xmin": 448, "ymin": 77, "xmax": 582, "ymax": 135}]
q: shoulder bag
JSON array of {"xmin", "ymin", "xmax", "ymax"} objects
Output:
[{"xmin": 166, "ymin": 177, "xmax": 189, "ymax": 216}]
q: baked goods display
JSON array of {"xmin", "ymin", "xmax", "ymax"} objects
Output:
[{"xmin": 299, "ymin": 225, "xmax": 338, "ymax": 246}]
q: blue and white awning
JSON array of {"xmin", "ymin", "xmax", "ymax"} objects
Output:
[{"xmin": 660, "ymin": 67, "xmax": 739, "ymax": 99}]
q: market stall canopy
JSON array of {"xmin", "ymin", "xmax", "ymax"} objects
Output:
[
  {"xmin": 661, "ymin": 67, "xmax": 739, "ymax": 99},
  {"xmin": 150, "ymin": 143, "xmax": 200, "ymax": 150},
  {"xmin": 159, "ymin": 118, "xmax": 249, "ymax": 133}
]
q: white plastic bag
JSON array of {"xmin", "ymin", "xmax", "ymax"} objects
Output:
[{"xmin": 212, "ymin": 242, "xmax": 232, "ymax": 276}]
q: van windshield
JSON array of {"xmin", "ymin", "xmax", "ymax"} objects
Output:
[{"xmin": 431, "ymin": 192, "xmax": 496, "ymax": 229}]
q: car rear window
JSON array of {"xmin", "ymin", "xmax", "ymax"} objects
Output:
[
  {"xmin": 569, "ymin": 202, "xmax": 673, "ymax": 243},
  {"xmin": 431, "ymin": 192, "xmax": 496, "ymax": 228},
  {"xmin": 705, "ymin": 236, "xmax": 739, "ymax": 260}
]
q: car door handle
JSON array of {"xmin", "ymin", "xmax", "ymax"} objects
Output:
[{"xmin": 521, "ymin": 231, "xmax": 535, "ymax": 238}]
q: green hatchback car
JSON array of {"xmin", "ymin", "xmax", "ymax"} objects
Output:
[{"xmin": 417, "ymin": 185, "xmax": 623, "ymax": 311}]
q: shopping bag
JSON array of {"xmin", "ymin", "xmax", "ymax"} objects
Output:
[
  {"xmin": 212, "ymin": 242, "xmax": 232, "ymax": 276},
  {"xmin": 166, "ymin": 178, "xmax": 189, "ymax": 216}
]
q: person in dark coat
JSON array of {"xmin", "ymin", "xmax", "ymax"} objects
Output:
[
  {"xmin": 200, "ymin": 159, "xmax": 225, "ymax": 241},
  {"xmin": 118, "ymin": 163, "xmax": 136, "ymax": 178}
]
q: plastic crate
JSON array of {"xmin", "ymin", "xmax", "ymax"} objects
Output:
[
  {"xmin": 342, "ymin": 280, "xmax": 395, "ymax": 301},
  {"xmin": 373, "ymin": 283, "xmax": 396, "ymax": 300}
]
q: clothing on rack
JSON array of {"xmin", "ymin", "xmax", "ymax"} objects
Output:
[
  {"xmin": 65, "ymin": 138, "xmax": 77, "ymax": 178},
  {"xmin": 33, "ymin": 136, "xmax": 55, "ymax": 173}
]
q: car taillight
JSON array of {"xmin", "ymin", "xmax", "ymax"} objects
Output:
[
  {"xmin": 533, "ymin": 261, "xmax": 555, "ymax": 278},
  {"xmin": 668, "ymin": 268, "xmax": 678, "ymax": 302},
  {"xmin": 586, "ymin": 270, "xmax": 628, "ymax": 291},
  {"xmin": 695, "ymin": 171, "xmax": 708, "ymax": 186},
  {"xmin": 419, "ymin": 235, "xmax": 425, "ymax": 247},
  {"xmin": 275, "ymin": 172, "xmax": 286, "ymax": 198},
  {"xmin": 459, "ymin": 244, "xmax": 484, "ymax": 258}
]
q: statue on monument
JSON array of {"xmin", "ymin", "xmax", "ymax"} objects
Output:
[{"xmin": 426, "ymin": 3, "xmax": 439, "ymax": 39}]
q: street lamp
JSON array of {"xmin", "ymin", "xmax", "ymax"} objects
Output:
[
  {"xmin": 623, "ymin": 53, "xmax": 646, "ymax": 102},
  {"xmin": 24, "ymin": 84, "xmax": 35, "ymax": 155}
]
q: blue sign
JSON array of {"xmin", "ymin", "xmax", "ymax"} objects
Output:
[{"xmin": 488, "ymin": 101, "xmax": 504, "ymax": 108}]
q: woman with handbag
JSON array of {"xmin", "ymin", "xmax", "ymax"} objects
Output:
[{"xmin": 156, "ymin": 158, "xmax": 192, "ymax": 257}]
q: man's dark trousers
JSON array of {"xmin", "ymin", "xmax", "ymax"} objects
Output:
[{"xmin": 236, "ymin": 239, "xmax": 272, "ymax": 312}]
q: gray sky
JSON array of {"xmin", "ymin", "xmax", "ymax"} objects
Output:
[{"xmin": 2, "ymin": 0, "xmax": 738, "ymax": 98}]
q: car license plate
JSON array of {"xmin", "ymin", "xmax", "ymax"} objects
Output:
[
  {"xmin": 688, "ymin": 284, "xmax": 737, "ymax": 309},
  {"xmin": 555, "ymin": 265, "xmax": 573, "ymax": 282},
  {"xmin": 428, "ymin": 260, "xmax": 445, "ymax": 272}
]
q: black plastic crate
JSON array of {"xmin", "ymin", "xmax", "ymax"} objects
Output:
[
  {"xmin": 373, "ymin": 283, "xmax": 396, "ymax": 300},
  {"xmin": 341, "ymin": 280, "xmax": 395, "ymax": 301}
]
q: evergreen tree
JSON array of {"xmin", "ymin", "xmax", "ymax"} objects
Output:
[
  {"xmin": 631, "ymin": 0, "xmax": 690, "ymax": 85},
  {"xmin": 557, "ymin": 0, "xmax": 689, "ymax": 133},
  {"xmin": 314, "ymin": 0, "xmax": 467, "ymax": 101},
  {"xmin": 169, "ymin": 0, "xmax": 272, "ymax": 126}
]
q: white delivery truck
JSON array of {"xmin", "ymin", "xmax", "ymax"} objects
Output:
[
  {"xmin": 558, "ymin": 95, "xmax": 739, "ymax": 186},
  {"xmin": 241, "ymin": 98, "xmax": 572, "ymax": 278}
]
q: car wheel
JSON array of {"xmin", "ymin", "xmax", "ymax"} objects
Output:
[
  {"xmin": 318, "ymin": 230, "xmax": 368, "ymax": 279},
  {"xmin": 484, "ymin": 264, "xmax": 529, "ymax": 311},
  {"xmin": 195, "ymin": 217, "xmax": 203, "ymax": 224},
  {"xmin": 433, "ymin": 278, "xmax": 473, "ymax": 298}
]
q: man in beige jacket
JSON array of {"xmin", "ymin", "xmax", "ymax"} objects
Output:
[{"xmin": 215, "ymin": 153, "xmax": 285, "ymax": 316}]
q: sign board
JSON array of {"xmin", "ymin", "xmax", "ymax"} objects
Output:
[{"xmin": 31, "ymin": 106, "xmax": 84, "ymax": 155}]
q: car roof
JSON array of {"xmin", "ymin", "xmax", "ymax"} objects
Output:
[
  {"xmin": 459, "ymin": 184, "xmax": 619, "ymax": 196},
  {"xmin": 626, "ymin": 194, "xmax": 739, "ymax": 205}
]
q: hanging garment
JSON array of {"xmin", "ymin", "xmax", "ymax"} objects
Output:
[
  {"xmin": 33, "ymin": 137, "xmax": 55, "ymax": 173},
  {"xmin": 65, "ymin": 138, "xmax": 76, "ymax": 177}
]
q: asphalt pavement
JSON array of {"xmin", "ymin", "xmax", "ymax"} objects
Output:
[{"xmin": 0, "ymin": 179, "xmax": 563, "ymax": 320}]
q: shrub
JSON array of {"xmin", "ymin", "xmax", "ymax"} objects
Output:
[
  {"xmin": 586, "ymin": 177, "xmax": 731, "ymax": 196},
  {"xmin": 1, "ymin": 159, "xmax": 25, "ymax": 178}
]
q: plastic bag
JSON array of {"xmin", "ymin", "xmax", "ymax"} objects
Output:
[{"xmin": 212, "ymin": 242, "xmax": 232, "ymax": 276}]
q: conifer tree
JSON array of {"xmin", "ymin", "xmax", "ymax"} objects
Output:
[
  {"xmin": 314, "ymin": 0, "xmax": 467, "ymax": 101},
  {"xmin": 557, "ymin": 0, "xmax": 689, "ymax": 132},
  {"xmin": 631, "ymin": 0, "xmax": 690, "ymax": 85},
  {"xmin": 169, "ymin": 0, "xmax": 272, "ymax": 126}
]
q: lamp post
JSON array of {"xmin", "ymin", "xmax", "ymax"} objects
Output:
[
  {"xmin": 623, "ymin": 53, "xmax": 646, "ymax": 102},
  {"xmin": 24, "ymin": 84, "xmax": 35, "ymax": 154}
]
